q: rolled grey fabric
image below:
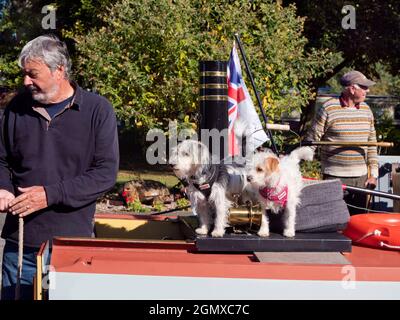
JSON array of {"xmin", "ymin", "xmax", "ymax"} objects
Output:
[{"xmin": 269, "ymin": 179, "xmax": 350, "ymax": 233}]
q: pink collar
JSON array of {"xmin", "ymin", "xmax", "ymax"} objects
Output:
[{"xmin": 259, "ymin": 180, "xmax": 288, "ymax": 206}]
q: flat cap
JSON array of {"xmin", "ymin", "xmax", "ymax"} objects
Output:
[{"xmin": 340, "ymin": 70, "xmax": 376, "ymax": 87}]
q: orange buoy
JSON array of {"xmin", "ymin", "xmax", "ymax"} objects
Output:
[{"xmin": 343, "ymin": 214, "xmax": 400, "ymax": 250}]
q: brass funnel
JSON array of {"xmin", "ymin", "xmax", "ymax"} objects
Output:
[{"xmin": 228, "ymin": 202, "xmax": 263, "ymax": 231}]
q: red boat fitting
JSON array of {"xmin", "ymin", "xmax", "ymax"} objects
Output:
[{"xmin": 343, "ymin": 214, "xmax": 400, "ymax": 250}]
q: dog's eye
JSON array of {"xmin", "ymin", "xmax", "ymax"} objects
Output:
[
  {"xmin": 183, "ymin": 152, "xmax": 189, "ymax": 157},
  {"xmin": 256, "ymin": 167, "xmax": 263, "ymax": 172}
]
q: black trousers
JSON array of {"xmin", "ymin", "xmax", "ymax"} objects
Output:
[{"xmin": 323, "ymin": 174, "xmax": 368, "ymax": 215}]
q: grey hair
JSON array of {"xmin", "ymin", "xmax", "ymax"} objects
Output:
[{"xmin": 18, "ymin": 34, "xmax": 72, "ymax": 79}]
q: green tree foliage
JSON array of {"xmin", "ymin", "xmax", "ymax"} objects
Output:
[
  {"xmin": 367, "ymin": 64, "xmax": 400, "ymax": 96},
  {"xmin": 326, "ymin": 63, "xmax": 400, "ymax": 96},
  {"xmin": 74, "ymin": 0, "xmax": 333, "ymax": 138},
  {"xmin": 283, "ymin": 0, "xmax": 400, "ymax": 132},
  {"xmin": 0, "ymin": 0, "xmax": 112, "ymax": 86},
  {"xmin": 285, "ymin": 0, "xmax": 400, "ymax": 75},
  {"xmin": 0, "ymin": 0, "xmax": 46, "ymax": 86},
  {"xmin": 1, "ymin": 0, "xmax": 336, "ymax": 150}
]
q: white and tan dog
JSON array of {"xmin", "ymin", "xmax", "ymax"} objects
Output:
[
  {"xmin": 246, "ymin": 147, "xmax": 314, "ymax": 237},
  {"xmin": 169, "ymin": 139, "xmax": 249, "ymax": 237}
]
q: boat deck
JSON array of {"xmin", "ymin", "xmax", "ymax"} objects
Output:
[{"xmin": 47, "ymin": 237, "xmax": 400, "ymax": 300}]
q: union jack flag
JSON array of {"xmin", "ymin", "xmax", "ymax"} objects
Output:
[{"xmin": 227, "ymin": 43, "xmax": 268, "ymax": 156}]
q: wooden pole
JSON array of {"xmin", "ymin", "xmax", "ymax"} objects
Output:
[{"xmin": 303, "ymin": 141, "xmax": 394, "ymax": 147}]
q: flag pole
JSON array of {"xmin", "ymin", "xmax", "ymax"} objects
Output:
[{"xmin": 234, "ymin": 33, "xmax": 279, "ymax": 155}]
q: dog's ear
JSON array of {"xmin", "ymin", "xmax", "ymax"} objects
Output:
[
  {"xmin": 191, "ymin": 140, "xmax": 209, "ymax": 165},
  {"xmin": 199, "ymin": 142, "xmax": 211, "ymax": 165},
  {"xmin": 169, "ymin": 145, "xmax": 178, "ymax": 165},
  {"xmin": 264, "ymin": 157, "xmax": 279, "ymax": 174}
]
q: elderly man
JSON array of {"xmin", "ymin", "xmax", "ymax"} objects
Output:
[
  {"xmin": 307, "ymin": 70, "xmax": 378, "ymax": 215},
  {"xmin": 0, "ymin": 35, "xmax": 119, "ymax": 299}
]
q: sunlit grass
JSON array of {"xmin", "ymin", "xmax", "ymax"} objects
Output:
[{"xmin": 117, "ymin": 170, "xmax": 179, "ymax": 189}]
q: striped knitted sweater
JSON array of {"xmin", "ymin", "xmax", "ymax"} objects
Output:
[{"xmin": 307, "ymin": 98, "xmax": 378, "ymax": 178}]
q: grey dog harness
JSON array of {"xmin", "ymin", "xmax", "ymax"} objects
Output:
[{"xmin": 183, "ymin": 164, "xmax": 220, "ymax": 199}]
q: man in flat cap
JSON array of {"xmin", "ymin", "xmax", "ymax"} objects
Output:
[{"xmin": 307, "ymin": 70, "xmax": 378, "ymax": 215}]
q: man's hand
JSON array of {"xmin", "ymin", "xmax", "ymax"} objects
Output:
[
  {"xmin": 9, "ymin": 186, "xmax": 48, "ymax": 218},
  {"xmin": 365, "ymin": 177, "xmax": 377, "ymax": 189},
  {"xmin": 0, "ymin": 189, "xmax": 15, "ymax": 212}
]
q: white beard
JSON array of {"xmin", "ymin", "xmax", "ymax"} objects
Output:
[{"xmin": 29, "ymin": 83, "xmax": 60, "ymax": 104}]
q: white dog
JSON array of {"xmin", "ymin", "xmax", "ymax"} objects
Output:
[
  {"xmin": 169, "ymin": 139, "xmax": 249, "ymax": 237},
  {"xmin": 246, "ymin": 147, "xmax": 314, "ymax": 238}
]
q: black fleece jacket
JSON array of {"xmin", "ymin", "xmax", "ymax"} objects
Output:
[{"xmin": 0, "ymin": 84, "xmax": 119, "ymax": 247}]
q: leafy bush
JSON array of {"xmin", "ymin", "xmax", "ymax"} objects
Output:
[
  {"xmin": 176, "ymin": 197, "xmax": 191, "ymax": 209},
  {"xmin": 74, "ymin": 0, "xmax": 333, "ymax": 139},
  {"xmin": 152, "ymin": 200, "xmax": 166, "ymax": 212},
  {"xmin": 300, "ymin": 160, "xmax": 321, "ymax": 179},
  {"xmin": 127, "ymin": 199, "xmax": 150, "ymax": 213}
]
